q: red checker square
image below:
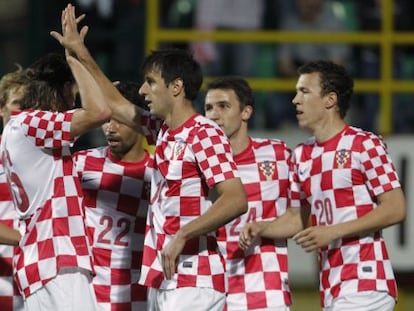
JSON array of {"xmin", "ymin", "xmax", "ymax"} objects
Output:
[
  {"xmin": 0, "ymin": 296, "xmax": 13, "ymax": 310},
  {"xmin": 246, "ymin": 292, "xmax": 267, "ymax": 309},
  {"xmin": 334, "ymin": 188, "xmax": 355, "ymax": 208},
  {"xmin": 83, "ymin": 189, "xmax": 98, "ymax": 208},
  {"xmin": 358, "ymin": 279, "xmax": 376, "ymax": 291},
  {"xmin": 245, "ymin": 254, "xmax": 264, "ymax": 273},
  {"xmin": 94, "ymin": 284, "xmax": 111, "ymax": 302},
  {"xmin": 131, "ymin": 283, "xmax": 147, "ymax": 301},
  {"xmin": 71, "ymin": 236, "xmax": 89, "ymax": 256},
  {"xmin": 327, "ymin": 248, "xmax": 344, "ymax": 267},
  {"xmin": 211, "ymin": 273, "xmax": 225, "ymax": 293},
  {"xmin": 141, "ymin": 246, "xmax": 157, "ymax": 266},
  {"xmin": 93, "ymin": 248, "xmax": 112, "ymax": 267},
  {"xmin": 117, "ymin": 195, "xmax": 139, "ymax": 216},
  {"xmin": 321, "ymin": 269, "xmax": 330, "ymax": 289},
  {"xmin": 340, "ymin": 263, "xmax": 358, "ymax": 281},
  {"xmin": 25, "ymin": 262, "xmax": 41, "ymax": 284},
  {"xmin": 359, "ymin": 243, "xmax": 375, "ymax": 261},
  {"xmin": 264, "ymin": 271, "xmax": 282, "ymax": 289},
  {"xmin": 111, "ymin": 268, "xmax": 131, "ymax": 285},
  {"xmin": 176, "ymin": 274, "xmax": 197, "ymax": 288},
  {"xmin": 52, "ymin": 217, "xmax": 70, "ymax": 236},
  {"xmin": 320, "ymin": 170, "xmax": 333, "ymax": 190},
  {"xmin": 163, "ymin": 216, "xmax": 180, "ymax": 235},
  {"xmin": 262, "ymin": 201, "xmax": 277, "ymax": 218},
  {"xmin": 197, "ymin": 256, "xmax": 211, "ymax": 275},
  {"xmin": 377, "ymin": 261, "xmax": 386, "ymax": 279},
  {"xmin": 38, "ymin": 239, "xmax": 55, "ymax": 260},
  {"xmin": 101, "ymin": 173, "xmax": 122, "ymax": 192},
  {"xmin": 37, "ymin": 201, "xmax": 52, "ymax": 221},
  {"xmin": 179, "ymin": 197, "xmax": 201, "ymax": 216},
  {"xmin": 228, "ymin": 275, "xmax": 245, "ymax": 293},
  {"xmin": 66, "ymin": 197, "xmax": 82, "ymax": 216},
  {"xmin": 0, "ymin": 257, "xmax": 13, "ymax": 276},
  {"xmin": 244, "ymin": 182, "xmax": 261, "ymax": 201},
  {"xmin": 56, "ymin": 254, "xmax": 78, "ymax": 266}
]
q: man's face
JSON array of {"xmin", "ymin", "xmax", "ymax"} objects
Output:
[
  {"xmin": 292, "ymin": 72, "xmax": 327, "ymax": 130},
  {"xmin": 102, "ymin": 118, "xmax": 141, "ymax": 159},
  {"xmin": 0, "ymin": 85, "xmax": 25, "ymax": 125},
  {"xmin": 204, "ymin": 88, "xmax": 248, "ymax": 139},
  {"xmin": 139, "ymin": 69, "xmax": 171, "ymax": 119}
]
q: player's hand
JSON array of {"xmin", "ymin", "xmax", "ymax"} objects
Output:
[
  {"xmin": 161, "ymin": 232, "xmax": 186, "ymax": 280},
  {"xmin": 292, "ymin": 226, "xmax": 339, "ymax": 252},
  {"xmin": 239, "ymin": 222, "xmax": 261, "ymax": 250},
  {"xmin": 50, "ymin": 4, "xmax": 88, "ymax": 57}
]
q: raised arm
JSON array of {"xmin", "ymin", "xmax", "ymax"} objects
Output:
[
  {"xmin": 66, "ymin": 56, "xmax": 111, "ymax": 138},
  {"xmin": 50, "ymin": 3, "xmax": 143, "ymax": 132}
]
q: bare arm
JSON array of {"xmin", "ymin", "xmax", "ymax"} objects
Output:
[
  {"xmin": 50, "ymin": 4, "xmax": 142, "ymax": 131},
  {"xmin": 66, "ymin": 56, "xmax": 111, "ymax": 138},
  {"xmin": 239, "ymin": 206, "xmax": 306, "ymax": 250},
  {"xmin": 0, "ymin": 223, "xmax": 20, "ymax": 245},
  {"xmin": 162, "ymin": 177, "xmax": 248, "ymax": 279}
]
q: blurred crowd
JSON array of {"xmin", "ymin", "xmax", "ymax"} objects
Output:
[{"xmin": 1, "ymin": 0, "xmax": 414, "ymax": 134}]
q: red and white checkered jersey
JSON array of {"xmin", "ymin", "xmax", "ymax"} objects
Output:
[
  {"xmin": 139, "ymin": 114, "xmax": 239, "ymax": 293},
  {"xmin": 0, "ymin": 110, "xmax": 93, "ymax": 299},
  {"xmin": 74, "ymin": 146, "xmax": 154, "ymax": 310},
  {"xmin": 217, "ymin": 138, "xmax": 292, "ymax": 310},
  {"xmin": 0, "ymin": 138, "xmax": 24, "ymax": 310},
  {"xmin": 289, "ymin": 126, "xmax": 399, "ymax": 307}
]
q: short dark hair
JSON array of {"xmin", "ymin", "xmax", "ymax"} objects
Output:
[
  {"xmin": 116, "ymin": 81, "xmax": 148, "ymax": 111},
  {"xmin": 206, "ymin": 76, "xmax": 255, "ymax": 111},
  {"xmin": 141, "ymin": 48, "xmax": 203, "ymax": 101},
  {"xmin": 298, "ymin": 60, "xmax": 354, "ymax": 118}
]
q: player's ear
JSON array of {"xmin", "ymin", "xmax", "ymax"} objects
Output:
[{"xmin": 241, "ymin": 105, "xmax": 253, "ymax": 122}]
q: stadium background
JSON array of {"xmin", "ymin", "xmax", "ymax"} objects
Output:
[{"xmin": 0, "ymin": 0, "xmax": 412, "ymax": 309}]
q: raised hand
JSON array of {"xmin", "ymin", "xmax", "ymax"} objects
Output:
[{"xmin": 50, "ymin": 3, "xmax": 88, "ymax": 58}]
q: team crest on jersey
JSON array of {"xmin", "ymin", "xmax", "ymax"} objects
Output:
[
  {"xmin": 334, "ymin": 149, "xmax": 351, "ymax": 169},
  {"xmin": 171, "ymin": 141, "xmax": 187, "ymax": 160},
  {"xmin": 259, "ymin": 161, "xmax": 276, "ymax": 181}
]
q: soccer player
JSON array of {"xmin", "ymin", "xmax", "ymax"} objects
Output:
[
  {"xmin": 0, "ymin": 52, "xmax": 111, "ymax": 310},
  {"xmin": 0, "ymin": 66, "xmax": 26, "ymax": 311},
  {"xmin": 239, "ymin": 60, "xmax": 406, "ymax": 311},
  {"xmin": 204, "ymin": 77, "xmax": 292, "ymax": 311},
  {"xmin": 51, "ymin": 4, "xmax": 248, "ymax": 310},
  {"xmin": 74, "ymin": 81, "xmax": 153, "ymax": 310}
]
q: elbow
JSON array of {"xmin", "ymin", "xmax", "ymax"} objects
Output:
[
  {"xmin": 394, "ymin": 204, "xmax": 407, "ymax": 224},
  {"xmin": 97, "ymin": 106, "xmax": 112, "ymax": 123}
]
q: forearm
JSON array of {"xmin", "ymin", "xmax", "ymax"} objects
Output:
[
  {"xmin": 0, "ymin": 223, "xmax": 21, "ymax": 245},
  {"xmin": 260, "ymin": 207, "xmax": 304, "ymax": 239},
  {"xmin": 179, "ymin": 179, "xmax": 247, "ymax": 241}
]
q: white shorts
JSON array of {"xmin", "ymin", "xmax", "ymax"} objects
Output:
[
  {"xmin": 323, "ymin": 291, "xmax": 395, "ymax": 311},
  {"xmin": 24, "ymin": 267, "xmax": 98, "ymax": 311},
  {"xmin": 147, "ymin": 287, "xmax": 225, "ymax": 311}
]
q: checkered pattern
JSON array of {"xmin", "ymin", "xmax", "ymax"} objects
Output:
[
  {"xmin": 0, "ymin": 110, "xmax": 93, "ymax": 298},
  {"xmin": 139, "ymin": 114, "xmax": 238, "ymax": 293},
  {"xmin": 289, "ymin": 126, "xmax": 399, "ymax": 307},
  {"xmin": 140, "ymin": 110, "xmax": 162, "ymax": 145},
  {"xmin": 216, "ymin": 138, "xmax": 292, "ymax": 310},
  {"xmin": 0, "ymin": 146, "xmax": 24, "ymax": 311},
  {"xmin": 74, "ymin": 147, "xmax": 153, "ymax": 310}
]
